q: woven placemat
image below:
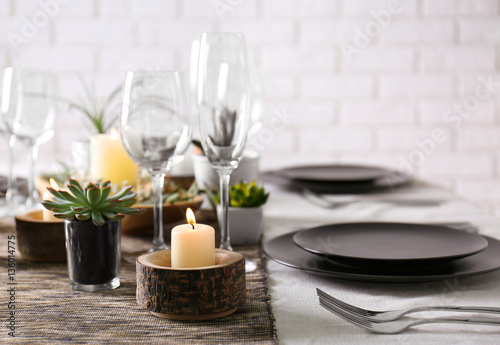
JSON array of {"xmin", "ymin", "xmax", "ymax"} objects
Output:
[{"xmin": 0, "ymin": 218, "xmax": 278, "ymax": 344}]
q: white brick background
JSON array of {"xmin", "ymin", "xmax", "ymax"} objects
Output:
[{"xmin": 1, "ymin": 0, "xmax": 500, "ymax": 215}]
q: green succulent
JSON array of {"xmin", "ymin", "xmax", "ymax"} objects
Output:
[
  {"xmin": 215, "ymin": 181, "xmax": 269, "ymax": 208},
  {"xmin": 41, "ymin": 179, "xmax": 144, "ymax": 226}
]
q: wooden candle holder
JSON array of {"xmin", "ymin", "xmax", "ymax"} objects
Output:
[
  {"xmin": 14, "ymin": 210, "xmax": 66, "ymax": 262},
  {"xmin": 136, "ymin": 249, "xmax": 246, "ymax": 320}
]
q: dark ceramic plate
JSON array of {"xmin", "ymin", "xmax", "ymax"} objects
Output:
[
  {"xmin": 268, "ymin": 168, "xmax": 412, "ymax": 194},
  {"xmin": 264, "ymin": 231, "xmax": 500, "ymax": 283},
  {"xmin": 279, "ymin": 165, "xmax": 388, "ymax": 183},
  {"xmin": 292, "ymin": 222, "xmax": 488, "ymax": 265}
]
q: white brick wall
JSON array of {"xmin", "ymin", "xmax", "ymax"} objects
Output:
[
  {"xmin": 0, "ymin": 1, "xmax": 10, "ymax": 17},
  {"xmin": 98, "ymin": 0, "xmax": 176, "ymax": 17},
  {"xmin": 1, "ymin": 0, "xmax": 500, "ymax": 215},
  {"xmin": 424, "ymin": 0, "xmax": 498, "ymax": 16},
  {"xmin": 380, "ymin": 73, "xmax": 455, "ymax": 97}
]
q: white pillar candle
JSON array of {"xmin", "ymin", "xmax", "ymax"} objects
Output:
[
  {"xmin": 171, "ymin": 208, "xmax": 215, "ymax": 268},
  {"xmin": 90, "ymin": 129, "xmax": 138, "ymax": 187},
  {"xmin": 42, "ymin": 178, "xmax": 60, "ymax": 221}
]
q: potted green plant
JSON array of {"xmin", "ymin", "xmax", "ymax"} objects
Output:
[
  {"xmin": 41, "ymin": 179, "xmax": 144, "ymax": 291},
  {"xmin": 214, "ymin": 181, "xmax": 269, "ymax": 245}
]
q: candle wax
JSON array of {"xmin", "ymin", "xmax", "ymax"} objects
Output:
[
  {"xmin": 90, "ymin": 133, "xmax": 138, "ymax": 187},
  {"xmin": 171, "ymin": 223, "xmax": 215, "ymax": 268}
]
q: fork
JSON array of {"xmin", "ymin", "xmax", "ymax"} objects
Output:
[
  {"xmin": 317, "ymin": 288, "xmax": 500, "ymax": 322},
  {"xmin": 319, "ymin": 298, "xmax": 500, "ymax": 334},
  {"xmin": 302, "ymin": 188, "xmax": 444, "ymax": 208}
]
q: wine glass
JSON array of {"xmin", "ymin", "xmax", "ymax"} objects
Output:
[
  {"xmin": 196, "ymin": 32, "xmax": 256, "ymax": 270},
  {"xmin": 120, "ymin": 70, "xmax": 192, "ymax": 254},
  {"xmin": 0, "ymin": 67, "xmax": 20, "ymax": 216},
  {"xmin": 2, "ymin": 68, "xmax": 56, "ymax": 211},
  {"xmin": 0, "ymin": 48, "xmax": 17, "ymax": 216}
]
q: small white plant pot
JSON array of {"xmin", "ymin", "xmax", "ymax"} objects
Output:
[
  {"xmin": 169, "ymin": 145, "xmax": 195, "ymax": 177},
  {"xmin": 192, "ymin": 150, "xmax": 260, "ymax": 190},
  {"xmin": 217, "ymin": 206, "xmax": 263, "ymax": 245}
]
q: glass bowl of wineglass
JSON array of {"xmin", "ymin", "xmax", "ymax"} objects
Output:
[
  {"xmin": 120, "ymin": 70, "xmax": 192, "ymax": 255},
  {"xmin": 1, "ymin": 67, "xmax": 56, "ymax": 211}
]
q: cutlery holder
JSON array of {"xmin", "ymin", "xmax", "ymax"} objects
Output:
[{"xmin": 136, "ymin": 249, "xmax": 246, "ymax": 320}]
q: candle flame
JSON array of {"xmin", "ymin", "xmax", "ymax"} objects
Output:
[
  {"xmin": 49, "ymin": 178, "xmax": 59, "ymax": 190},
  {"xmin": 110, "ymin": 128, "xmax": 118, "ymax": 140},
  {"xmin": 186, "ymin": 208, "xmax": 196, "ymax": 225}
]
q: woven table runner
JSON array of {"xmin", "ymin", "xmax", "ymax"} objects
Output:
[{"xmin": 0, "ymin": 218, "xmax": 278, "ymax": 344}]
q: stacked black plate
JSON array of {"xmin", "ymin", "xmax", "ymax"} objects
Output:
[
  {"xmin": 273, "ymin": 164, "xmax": 412, "ymax": 194},
  {"xmin": 263, "ymin": 222, "xmax": 500, "ymax": 283}
]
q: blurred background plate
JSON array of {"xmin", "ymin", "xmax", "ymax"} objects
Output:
[
  {"xmin": 264, "ymin": 169, "xmax": 411, "ymax": 194},
  {"xmin": 278, "ymin": 164, "xmax": 388, "ymax": 183}
]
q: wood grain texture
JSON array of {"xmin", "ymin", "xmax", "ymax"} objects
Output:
[
  {"xmin": 14, "ymin": 210, "xmax": 66, "ymax": 262},
  {"xmin": 136, "ymin": 249, "xmax": 246, "ymax": 320}
]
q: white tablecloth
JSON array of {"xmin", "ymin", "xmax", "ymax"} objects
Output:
[{"xmin": 262, "ymin": 180, "xmax": 500, "ymax": 344}]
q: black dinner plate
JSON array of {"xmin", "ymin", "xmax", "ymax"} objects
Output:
[
  {"xmin": 279, "ymin": 164, "xmax": 388, "ymax": 183},
  {"xmin": 292, "ymin": 222, "xmax": 488, "ymax": 266},
  {"xmin": 272, "ymin": 166, "xmax": 412, "ymax": 194},
  {"xmin": 263, "ymin": 231, "xmax": 500, "ymax": 283}
]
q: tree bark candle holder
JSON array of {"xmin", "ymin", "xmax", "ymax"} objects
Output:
[
  {"xmin": 15, "ymin": 210, "xmax": 66, "ymax": 262},
  {"xmin": 136, "ymin": 249, "xmax": 246, "ymax": 320}
]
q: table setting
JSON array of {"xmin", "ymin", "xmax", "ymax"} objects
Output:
[
  {"xmin": 1, "ymin": 31, "xmax": 500, "ymax": 345},
  {"xmin": 261, "ymin": 165, "xmax": 500, "ymax": 343}
]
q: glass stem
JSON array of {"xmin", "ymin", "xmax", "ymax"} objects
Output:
[
  {"xmin": 6, "ymin": 134, "xmax": 17, "ymax": 204},
  {"xmin": 217, "ymin": 169, "xmax": 232, "ymax": 250},
  {"xmin": 26, "ymin": 143, "xmax": 38, "ymax": 209},
  {"xmin": 150, "ymin": 170, "xmax": 167, "ymax": 251}
]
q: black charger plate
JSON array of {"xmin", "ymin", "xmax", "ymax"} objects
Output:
[{"xmin": 263, "ymin": 231, "xmax": 500, "ymax": 283}]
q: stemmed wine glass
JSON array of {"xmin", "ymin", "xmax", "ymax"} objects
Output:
[
  {"xmin": 196, "ymin": 32, "xmax": 256, "ymax": 270},
  {"xmin": 120, "ymin": 70, "xmax": 192, "ymax": 254},
  {"xmin": 1, "ymin": 68, "xmax": 56, "ymax": 211},
  {"xmin": 0, "ymin": 68, "xmax": 19, "ymax": 216},
  {"xmin": 0, "ymin": 47, "xmax": 21, "ymax": 217}
]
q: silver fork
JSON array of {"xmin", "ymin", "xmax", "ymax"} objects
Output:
[
  {"xmin": 319, "ymin": 298, "xmax": 500, "ymax": 334},
  {"xmin": 317, "ymin": 288, "xmax": 500, "ymax": 322},
  {"xmin": 302, "ymin": 188, "xmax": 444, "ymax": 208}
]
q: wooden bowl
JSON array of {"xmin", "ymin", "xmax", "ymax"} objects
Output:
[
  {"xmin": 14, "ymin": 210, "xmax": 66, "ymax": 262},
  {"xmin": 121, "ymin": 196, "xmax": 203, "ymax": 235},
  {"xmin": 136, "ymin": 249, "xmax": 246, "ymax": 320}
]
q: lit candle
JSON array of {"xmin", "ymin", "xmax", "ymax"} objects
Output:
[
  {"xmin": 171, "ymin": 208, "xmax": 215, "ymax": 268},
  {"xmin": 42, "ymin": 178, "xmax": 60, "ymax": 221},
  {"xmin": 90, "ymin": 128, "xmax": 138, "ymax": 187}
]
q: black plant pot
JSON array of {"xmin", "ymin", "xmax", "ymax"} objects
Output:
[{"xmin": 64, "ymin": 219, "xmax": 121, "ymax": 291}]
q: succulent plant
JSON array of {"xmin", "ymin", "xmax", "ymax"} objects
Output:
[
  {"xmin": 215, "ymin": 181, "xmax": 269, "ymax": 208},
  {"xmin": 41, "ymin": 179, "xmax": 144, "ymax": 226}
]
